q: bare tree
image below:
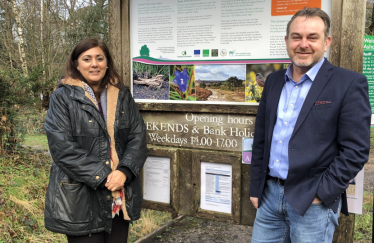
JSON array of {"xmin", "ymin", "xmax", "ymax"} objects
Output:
[{"xmin": 11, "ymin": 0, "xmax": 29, "ymax": 76}]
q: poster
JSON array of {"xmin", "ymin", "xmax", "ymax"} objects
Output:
[
  {"xmin": 130, "ymin": 0, "xmax": 331, "ymax": 104},
  {"xmin": 362, "ymin": 35, "xmax": 374, "ymax": 126},
  {"xmin": 200, "ymin": 162, "xmax": 232, "ymax": 214},
  {"xmin": 347, "ymin": 168, "xmax": 364, "ymax": 214},
  {"xmin": 143, "ymin": 156, "xmax": 171, "ymax": 203},
  {"xmin": 242, "ymin": 137, "xmax": 253, "ymax": 164}
]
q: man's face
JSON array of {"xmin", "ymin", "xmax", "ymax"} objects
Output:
[{"xmin": 285, "ymin": 16, "xmax": 331, "ymax": 71}]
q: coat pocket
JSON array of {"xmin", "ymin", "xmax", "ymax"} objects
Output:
[{"xmin": 53, "ymin": 181, "xmax": 90, "ymax": 223}]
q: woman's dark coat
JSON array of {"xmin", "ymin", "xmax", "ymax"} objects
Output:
[{"xmin": 44, "ymin": 78, "xmax": 148, "ymax": 236}]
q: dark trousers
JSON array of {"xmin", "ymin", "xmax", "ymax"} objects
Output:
[{"xmin": 66, "ymin": 211, "xmax": 129, "ymax": 243}]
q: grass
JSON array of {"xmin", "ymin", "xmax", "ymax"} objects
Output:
[
  {"xmin": 128, "ymin": 209, "xmax": 172, "ymax": 242},
  {"xmin": 354, "ymin": 191, "xmax": 373, "ymax": 242},
  {"xmin": 0, "ymin": 107, "xmax": 172, "ymax": 243},
  {"xmin": 0, "ymin": 152, "xmax": 63, "ymax": 243},
  {"xmin": 353, "ymin": 127, "xmax": 374, "ymax": 241},
  {"xmin": 0, "ymin": 149, "xmax": 171, "ymax": 243},
  {"xmin": 23, "ymin": 134, "xmax": 48, "ymax": 151}
]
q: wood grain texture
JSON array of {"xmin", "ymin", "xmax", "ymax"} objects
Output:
[
  {"xmin": 339, "ymin": 0, "xmax": 366, "ymax": 72},
  {"xmin": 121, "ymin": 0, "xmax": 131, "ymax": 88},
  {"xmin": 137, "ymin": 103, "xmax": 259, "ymax": 114},
  {"xmin": 332, "ymin": 1, "xmax": 366, "ymax": 242},
  {"xmin": 109, "ymin": 0, "xmax": 122, "ymax": 77},
  {"xmin": 140, "ymin": 146, "xmax": 179, "ymax": 213},
  {"xmin": 178, "ymin": 149, "xmax": 195, "ymax": 215},
  {"xmin": 329, "ymin": 0, "xmax": 343, "ymax": 66},
  {"xmin": 240, "ymin": 163, "xmax": 256, "ymax": 225},
  {"xmin": 191, "ymin": 151, "xmax": 241, "ymax": 224},
  {"xmin": 333, "ymin": 213, "xmax": 355, "ymax": 243}
]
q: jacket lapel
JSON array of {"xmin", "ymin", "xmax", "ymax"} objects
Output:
[
  {"xmin": 291, "ymin": 60, "xmax": 334, "ymax": 138},
  {"xmin": 106, "ymin": 84, "xmax": 119, "ymax": 169},
  {"xmin": 268, "ymin": 70, "xmax": 287, "ymax": 142},
  {"xmin": 63, "ymin": 79, "xmax": 107, "ymax": 131}
]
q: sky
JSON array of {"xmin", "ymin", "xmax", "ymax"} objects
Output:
[{"xmin": 195, "ymin": 64, "xmax": 246, "ymax": 81}]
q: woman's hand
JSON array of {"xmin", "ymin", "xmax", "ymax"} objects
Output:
[{"xmin": 105, "ymin": 170, "xmax": 127, "ymax": 192}]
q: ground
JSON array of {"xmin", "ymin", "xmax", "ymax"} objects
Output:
[
  {"xmin": 151, "ymin": 217, "xmax": 253, "ymax": 243},
  {"xmin": 148, "ymin": 150, "xmax": 374, "ymax": 243}
]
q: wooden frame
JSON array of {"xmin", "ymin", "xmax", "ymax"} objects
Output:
[
  {"xmin": 109, "ymin": 0, "xmax": 367, "ymax": 241},
  {"xmin": 109, "ymin": 0, "xmax": 366, "ymax": 115},
  {"xmin": 191, "ymin": 151, "xmax": 241, "ymax": 224},
  {"xmin": 140, "ymin": 145, "xmax": 179, "ymax": 213}
]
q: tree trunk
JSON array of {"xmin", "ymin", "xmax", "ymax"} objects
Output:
[
  {"xmin": 11, "ymin": 0, "xmax": 28, "ymax": 76},
  {"xmin": 40, "ymin": 0, "xmax": 45, "ymax": 77}
]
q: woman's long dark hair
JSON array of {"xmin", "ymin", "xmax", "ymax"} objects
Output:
[{"xmin": 65, "ymin": 38, "xmax": 124, "ymax": 94}]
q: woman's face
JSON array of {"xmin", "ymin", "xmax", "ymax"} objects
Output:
[{"xmin": 76, "ymin": 46, "xmax": 107, "ymax": 86}]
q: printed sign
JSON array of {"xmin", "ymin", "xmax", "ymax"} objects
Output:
[
  {"xmin": 362, "ymin": 35, "xmax": 374, "ymax": 126},
  {"xmin": 242, "ymin": 137, "xmax": 254, "ymax": 164},
  {"xmin": 141, "ymin": 111, "xmax": 255, "ymax": 152},
  {"xmin": 200, "ymin": 162, "xmax": 232, "ymax": 214},
  {"xmin": 143, "ymin": 156, "xmax": 171, "ymax": 203},
  {"xmin": 347, "ymin": 169, "xmax": 364, "ymax": 214}
]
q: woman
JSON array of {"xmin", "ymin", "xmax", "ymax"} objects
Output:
[{"xmin": 44, "ymin": 38, "xmax": 148, "ymax": 242}]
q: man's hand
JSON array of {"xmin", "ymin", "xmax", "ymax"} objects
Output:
[
  {"xmin": 105, "ymin": 170, "xmax": 127, "ymax": 192},
  {"xmin": 250, "ymin": 197, "xmax": 259, "ymax": 209},
  {"xmin": 312, "ymin": 195, "xmax": 323, "ymax": 204}
]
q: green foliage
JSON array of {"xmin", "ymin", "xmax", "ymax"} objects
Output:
[
  {"xmin": 23, "ymin": 135, "xmax": 49, "ymax": 151},
  {"xmin": 0, "ymin": 67, "xmax": 48, "ymax": 151},
  {"xmin": 225, "ymin": 76, "xmax": 238, "ymax": 91},
  {"xmin": 199, "ymin": 83, "xmax": 206, "ymax": 88},
  {"xmin": 354, "ymin": 191, "xmax": 373, "ymax": 241},
  {"xmin": 133, "ymin": 62, "xmax": 169, "ymax": 78},
  {"xmin": 66, "ymin": 2, "xmax": 109, "ymax": 45},
  {"xmin": 0, "ymin": 150, "xmax": 64, "ymax": 242}
]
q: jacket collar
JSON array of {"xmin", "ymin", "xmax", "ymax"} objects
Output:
[{"xmin": 291, "ymin": 59, "xmax": 334, "ymax": 137}]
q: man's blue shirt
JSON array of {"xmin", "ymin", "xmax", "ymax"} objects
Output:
[{"xmin": 268, "ymin": 58, "xmax": 325, "ymax": 179}]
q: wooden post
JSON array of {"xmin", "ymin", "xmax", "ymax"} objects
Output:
[
  {"xmin": 330, "ymin": 0, "xmax": 366, "ymax": 242},
  {"xmin": 109, "ymin": 0, "xmax": 122, "ymax": 79},
  {"xmin": 109, "ymin": 0, "xmax": 131, "ymax": 88},
  {"xmin": 121, "ymin": 0, "xmax": 131, "ymax": 88}
]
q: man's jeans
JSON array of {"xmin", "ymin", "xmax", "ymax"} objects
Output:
[{"xmin": 251, "ymin": 179, "xmax": 341, "ymax": 243}]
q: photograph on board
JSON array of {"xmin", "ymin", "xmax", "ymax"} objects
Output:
[
  {"xmin": 245, "ymin": 63, "xmax": 289, "ymax": 103},
  {"xmin": 195, "ymin": 64, "xmax": 246, "ymax": 102},
  {"xmin": 242, "ymin": 137, "xmax": 254, "ymax": 164},
  {"xmin": 132, "ymin": 62, "xmax": 170, "ymax": 100},
  {"xmin": 170, "ymin": 65, "xmax": 195, "ymax": 101}
]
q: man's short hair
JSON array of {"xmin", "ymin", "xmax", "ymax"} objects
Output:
[{"xmin": 286, "ymin": 7, "xmax": 331, "ymax": 39}]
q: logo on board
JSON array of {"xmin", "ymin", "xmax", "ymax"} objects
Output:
[
  {"xmin": 194, "ymin": 50, "xmax": 200, "ymax": 57},
  {"xmin": 203, "ymin": 49, "xmax": 209, "ymax": 57},
  {"xmin": 211, "ymin": 49, "xmax": 218, "ymax": 57}
]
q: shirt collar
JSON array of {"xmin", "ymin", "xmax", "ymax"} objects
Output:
[{"xmin": 285, "ymin": 58, "xmax": 325, "ymax": 83}]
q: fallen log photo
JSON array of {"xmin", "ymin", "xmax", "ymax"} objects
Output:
[{"xmin": 134, "ymin": 74, "xmax": 164, "ymax": 88}]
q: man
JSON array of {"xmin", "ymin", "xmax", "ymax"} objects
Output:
[{"xmin": 249, "ymin": 7, "xmax": 371, "ymax": 242}]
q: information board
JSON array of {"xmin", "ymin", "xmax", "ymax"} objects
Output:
[
  {"xmin": 347, "ymin": 169, "xmax": 364, "ymax": 215},
  {"xmin": 200, "ymin": 162, "xmax": 232, "ymax": 214},
  {"xmin": 362, "ymin": 35, "xmax": 374, "ymax": 126},
  {"xmin": 130, "ymin": 0, "xmax": 331, "ymax": 104},
  {"xmin": 141, "ymin": 111, "xmax": 255, "ymax": 151},
  {"xmin": 143, "ymin": 156, "xmax": 171, "ymax": 203}
]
